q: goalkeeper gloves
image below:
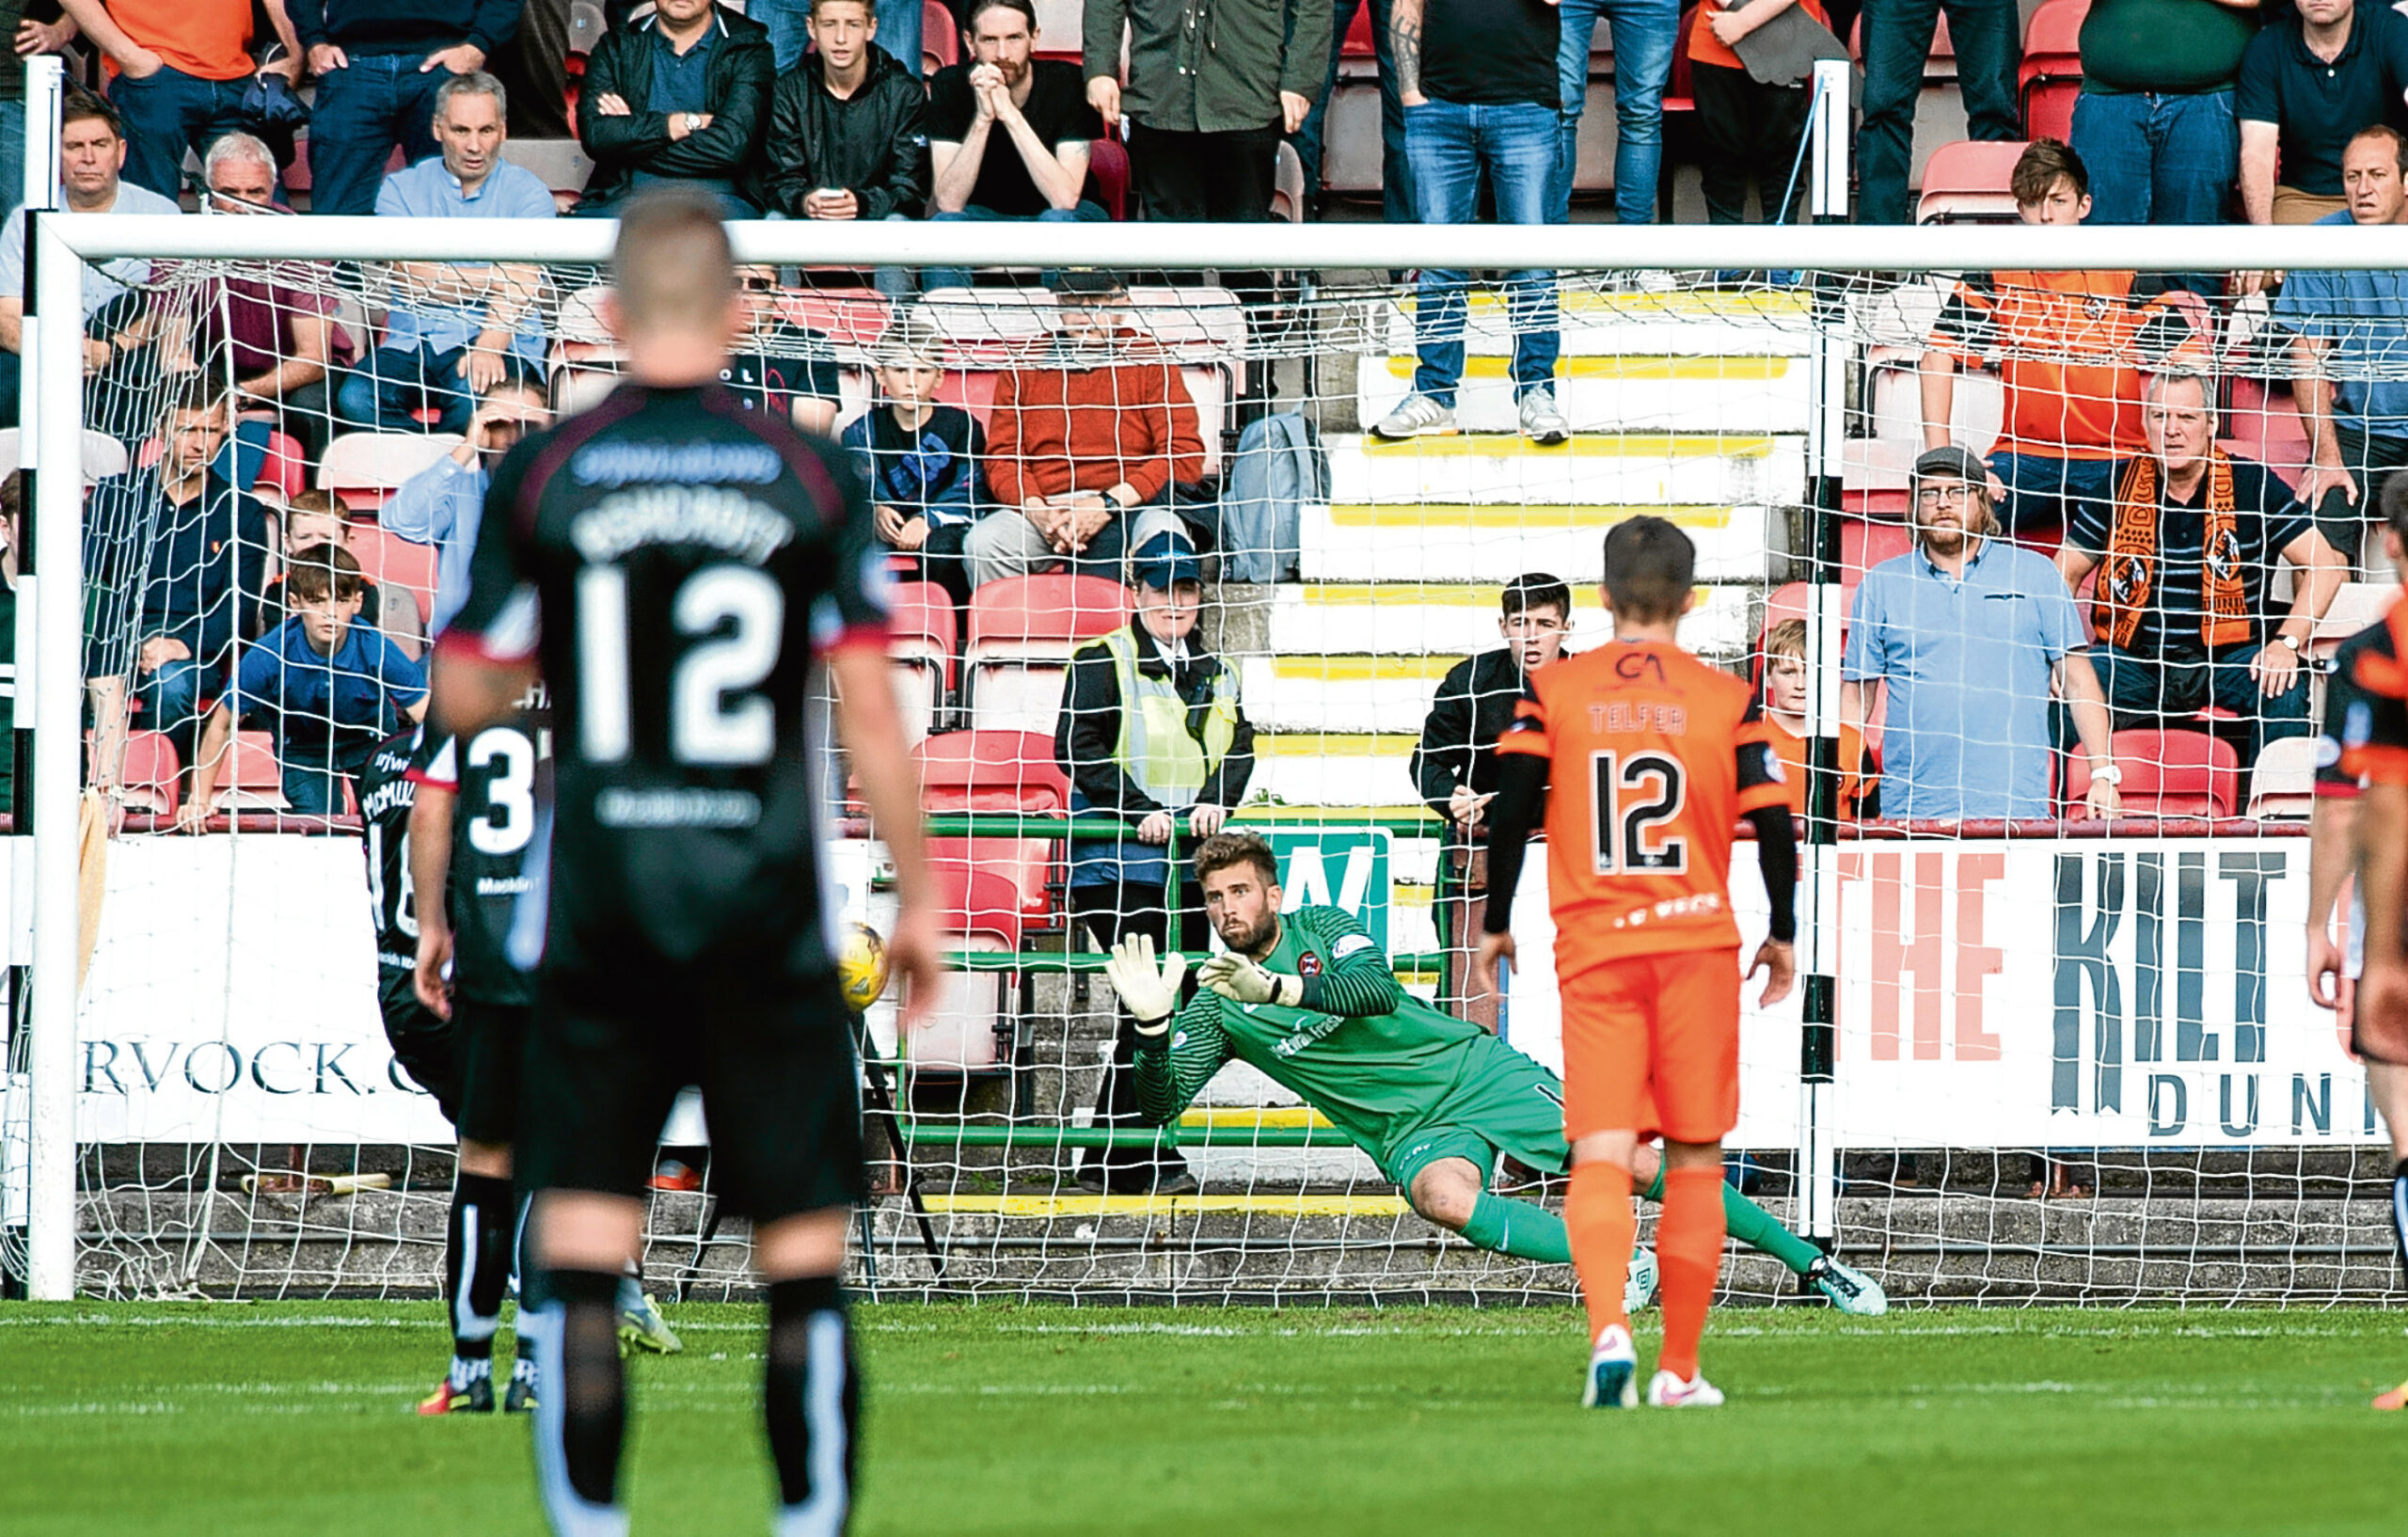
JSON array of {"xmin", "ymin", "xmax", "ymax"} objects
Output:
[
  {"xmin": 1103, "ymin": 934, "xmax": 1188, "ymax": 1036},
  {"xmin": 1197, "ymin": 952, "xmax": 1304, "ymax": 1009}
]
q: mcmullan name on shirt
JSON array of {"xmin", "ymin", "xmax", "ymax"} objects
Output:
[{"xmin": 571, "ymin": 486, "xmax": 795, "ymax": 564}]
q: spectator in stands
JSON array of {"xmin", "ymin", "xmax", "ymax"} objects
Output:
[
  {"xmin": 967, "ymin": 269, "xmax": 1204, "ymax": 589},
  {"xmin": 0, "ymin": 88, "xmax": 181, "ymax": 427},
  {"xmin": 2056, "ymin": 371, "xmax": 2348, "ymax": 763},
  {"xmin": 926, "ymin": 0, "xmax": 1107, "ymax": 277},
  {"xmin": 576, "ymin": 0, "xmax": 776, "ymax": 218},
  {"xmin": 843, "ymin": 317, "xmax": 984, "ymax": 606},
  {"xmin": 252, "ymin": 492, "xmax": 424, "ymax": 655},
  {"xmin": 289, "ymin": 0, "xmax": 522, "ymax": 217},
  {"xmin": 58, "ymin": 0, "xmax": 299, "ymax": 201},
  {"xmin": 179, "ymin": 543, "xmax": 427, "ymax": 824},
  {"xmin": 1295, "ymin": 0, "xmax": 1414, "ymax": 224},
  {"xmin": 1055, "ymin": 529, "xmax": 1255, "ymax": 1195},
  {"xmin": 2280, "ymin": 126, "xmax": 2408, "ymax": 569},
  {"xmin": 1085, "ymin": 0, "xmax": 1327, "ymax": 223},
  {"xmin": 1760, "ymin": 618, "xmax": 1876, "ymax": 820},
  {"xmin": 180, "ymin": 133, "xmax": 351, "ymax": 458},
  {"xmin": 721, "ymin": 265, "xmax": 843, "ymax": 434},
  {"xmin": 83, "ymin": 379, "xmax": 272, "ymax": 797},
  {"xmin": 382, "ymin": 373, "xmax": 550, "ymax": 635},
  {"xmin": 1687, "ymin": 0, "xmax": 1833, "ymax": 223},
  {"xmin": 339, "ymin": 72, "xmax": 551, "ymax": 433},
  {"xmin": 760, "ymin": 0, "xmax": 930, "ymax": 251},
  {"xmin": 2239, "ymin": 0, "xmax": 2408, "ymax": 226},
  {"xmin": 1375, "ymin": 0, "xmax": 1565, "ymax": 444},
  {"xmin": 1553, "ymin": 0, "xmax": 1672, "ymax": 227},
  {"xmin": 1857, "ymin": 0, "xmax": 2020, "ymax": 225},
  {"xmin": 743, "ymin": 0, "xmax": 920, "ymax": 79},
  {"xmin": 1843, "ymin": 446, "xmax": 2119, "ymax": 820},
  {"xmin": 2069, "ymin": 0, "xmax": 2258, "ymax": 228},
  {"xmin": 1918, "ymin": 141, "xmax": 2197, "ymax": 535}
]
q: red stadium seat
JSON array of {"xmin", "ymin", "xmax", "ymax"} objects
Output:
[
  {"xmin": 777, "ymin": 287, "xmax": 893, "ymax": 352},
  {"xmin": 889, "ymin": 580, "xmax": 958, "ymax": 743},
  {"xmin": 1086, "ymin": 135, "xmax": 1130, "ymax": 220},
  {"xmin": 1840, "ymin": 517, "xmax": 1915, "ymax": 580},
  {"xmin": 1761, "ymin": 579, "xmax": 1860, "ymax": 649},
  {"xmin": 2066, "ymin": 729, "xmax": 2239, "ymax": 819},
  {"xmin": 117, "ymin": 731, "xmax": 181, "ymax": 817},
  {"xmin": 353, "ymin": 523, "xmax": 440, "ymax": 626},
  {"xmin": 320, "ymin": 432, "xmax": 463, "ymax": 513},
  {"xmin": 216, "ymin": 731, "xmax": 290, "ymax": 812},
  {"xmin": 2020, "ymin": 0, "xmax": 2087, "ymax": 140},
  {"xmin": 922, "ymin": 0, "xmax": 961, "ymax": 71},
  {"xmin": 2244, "ymin": 736, "xmax": 2320, "ymax": 820},
  {"xmin": 965, "ymin": 574, "xmax": 1133, "ymax": 737},
  {"xmin": 916, "ymin": 728, "xmax": 1069, "ymax": 928},
  {"xmin": 1915, "ymin": 140, "xmax": 2029, "ymax": 224},
  {"xmin": 938, "ymin": 370, "xmax": 1004, "ymax": 426}
]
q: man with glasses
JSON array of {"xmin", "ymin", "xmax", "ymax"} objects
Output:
[
  {"xmin": 1411, "ymin": 573, "xmax": 1576, "ymax": 1022},
  {"xmin": 1843, "ymin": 446, "xmax": 2119, "ymax": 822}
]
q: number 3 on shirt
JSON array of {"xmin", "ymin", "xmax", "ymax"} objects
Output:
[
  {"xmin": 1590, "ymin": 749, "xmax": 1688, "ymax": 875},
  {"xmin": 577, "ymin": 563, "xmax": 784, "ymax": 766}
]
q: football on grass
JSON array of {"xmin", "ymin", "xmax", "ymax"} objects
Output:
[{"xmin": 838, "ymin": 921, "xmax": 890, "ymax": 1012}]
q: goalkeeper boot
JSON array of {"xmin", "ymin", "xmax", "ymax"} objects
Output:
[
  {"xmin": 1806, "ymin": 1255, "xmax": 1889, "ymax": 1317},
  {"xmin": 417, "ymin": 1371, "xmax": 495, "ymax": 1417},
  {"xmin": 1624, "ymin": 1246, "xmax": 1660, "ymax": 1314},
  {"xmin": 1646, "ymin": 1370, "xmax": 1725, "ymax": 1409},
  {"xmin": 618, "ymin": 1291, "xmax": 683, "ymax": 1356},
  {"xmin": 2374, "ymin": 1379, "xmax": 2408, "ymax": 1411},
  {"xmin": 1581, "ymin": 1323, "xmax": 1639, "ymax": 1410}
]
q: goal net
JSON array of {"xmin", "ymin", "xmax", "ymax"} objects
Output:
[{"xmin": 14, "ymin": 210, "xmax": 2402, "ymax": 1307}]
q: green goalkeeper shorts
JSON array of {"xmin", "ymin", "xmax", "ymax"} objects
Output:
[{"xmin": 1381, "ymin": 1038, "xmax": 1571, "ymax": 1190}]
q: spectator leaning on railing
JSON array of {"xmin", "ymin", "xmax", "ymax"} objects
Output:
[
  {"xmin": 1843, "ymin": 446, "xmax": 2120, "ymax": 821},
  {"xmin": 575, "ymin": 0, "xmax": 775, "ymax": 218},
  {"xmin": 340, "ymin": 71, "xmax": 551, "ymax": 434},
  {"xmin": 287, "ymin": 0, "xmax": 521, "ymax": 217},
  {"xmin": 2068, "ymin": 0, "xmax": 2258, "ymax": 228},
  {"xmin": 1918, "ymin": 140, "xmax": 2198, "ymax": 535},
  {"xmin": 2277, "ymin": 124, "xmax": 2408, "ymax": 569},
  {"xmin": 2054, "ymin": 370, "xmax": 2348, "ymax": 765},
  {"xmin": 59, "ymin": 0, "xmax": 299, "ymax": 202},
  {"xmin": 0, "ymin": 87, "xmax": 179, "ymax": 430},
  {"xmin": 966, "ymin": 269, "xmax": 1204, "ymax": 590},
  {"xmin": 2239, "ymin": 0, "xmax": 2408, "ymax": 227},
  {"xmin": 382, "ymin": 373, "xmax": 550, "ymax": 636}
]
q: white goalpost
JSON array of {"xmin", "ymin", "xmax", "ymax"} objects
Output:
[{"xmin": 21, "ymin": 103, "xmax": 2408, "ymax": 1303}]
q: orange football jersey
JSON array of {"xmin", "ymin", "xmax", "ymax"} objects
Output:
[{"xmin": 1495, "ymin": 641, "xmax": 1789, "ymax": 977}]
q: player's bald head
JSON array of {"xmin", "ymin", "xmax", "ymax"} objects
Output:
[
  {"xmin": 1600, "ymin": 517, "xmax": 1695, "ymax": 626},
  {"xmin": 610, "ymin": 186, "xmax": 737, "ymax": 340}
]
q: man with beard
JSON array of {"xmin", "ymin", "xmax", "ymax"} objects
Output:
[
  {"xmin": 1843, "ymin": 445, "xmax": 2120, "ymax": 822},
  {"xmin": 1102, "ymin": 832, "xmax": 1888, "ymax": 1316}
]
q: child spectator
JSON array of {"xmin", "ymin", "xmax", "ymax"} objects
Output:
[
  {"xmin": 1759, "ymin": 618, "xmax": 1876, "ymax": 820},
  {"xmin": 841, "ymin": 318, "xmax": 984, "ymax": 606},
  {"xmin": 180, "ymin": 543, "xmax": 426, "ymax": 824},
  {"xmin": 1687, "ymin": 0, "xmax": 1830, "ymax": 223},
  {"xmin": 253, "ymin": 491, "xmax": 425, "ymax": 656},
  {"xmin": 722, "ymin": 264, "xmax": 844, "ymax": 435}
]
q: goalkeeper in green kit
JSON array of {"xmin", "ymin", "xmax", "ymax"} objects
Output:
[{"xmin": 1107, "ymin": 832, "xmax": 1885, "ymax": 1314}]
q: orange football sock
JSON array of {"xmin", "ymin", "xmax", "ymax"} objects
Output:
[
  {"xmin": 1566, "ymin": 1160, "xmax": 1637, "ymax": 1343},
  {"xmin": 1656, "ymin": 1165, "xmax": 1729, "ymax": 1383}
]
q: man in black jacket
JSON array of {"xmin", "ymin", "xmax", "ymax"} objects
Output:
[
  {"xmin": 1409, "ymin": 572, "xmax": 1573, "ymax": 1022},
  {"xmin": 577, "ymin": 0, "xmax": 775, "ymax": 216},
  {"xmin": 289, "ymin": 0, "xmax": 521, "ymax": 216},
  {"xmin": 761, "ymin": 0, "xmax": 930, "ymax": 281}
]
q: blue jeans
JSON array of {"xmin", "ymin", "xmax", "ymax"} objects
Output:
[
  {"xmin": 0, "ymin": 101, "xmax": 25, "ymax": 230},
  {"xmin": 1403, "ymin": 98, "xmax": 1560, "ymax": 406},
  {"xmin": 306, "ymin": 55, "xmax": 446, "ymax": 217},
  {"xmin": 924, "ymin": 201, "xmax": 1110, "ymax": 290},
  {"xmin": 1552, "ymin": 0, "xmax": 1676, "ymax": 225},
  {"xmin": 1856, "ymin": 0, "xmax": 2021, "ymax": 225},
  {"xmin": 1988, "ymin": 452, "xmax": 2116, "ymax": 537},
  {"xmin": 337, "ymin": 343, "xmax": 495, "ymax": 433},
  {"xmin": 108, "ymin": 67, "xmax": 252, "ymax": 203},
  {"xmin": 136, "ymin": 653, "xmax": 211, "ymax": 765},
  {"xmin": 2070, "ymin": 87, "xmax": 2237, "ymax": 227},
  {"xmin": 1294, "ymin": 0, "xmax": 1415, "ymax": 223},
  {"xmin": 754, "ymin": 0, "xmax": 923, "ymax": 73},
  {"xmin": 280, "ymin": 755, "xmax": 352, "ymax": 816},
  {"xmin": 2089, "ymin": 639, "xmax": 2311, "ymax": 764}
]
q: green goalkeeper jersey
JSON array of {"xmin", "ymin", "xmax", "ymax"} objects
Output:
[{"xmin": 1133, "ymin": 905, "xmax": 1557, "ymax": 1174}]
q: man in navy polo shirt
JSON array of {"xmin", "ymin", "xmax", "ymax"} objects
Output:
[
  {"xmin": 1844, "ymin": 446, "xmax": 2121, "ymax": 821},
  {"xmin": 2239, "ymin": 0, "xmax": 2408, "ymax": 225}
]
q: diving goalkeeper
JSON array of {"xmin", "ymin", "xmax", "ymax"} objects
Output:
[{"xmin": 1106, "ymin": 832, "xmax": 1883, "ymax": 1314}]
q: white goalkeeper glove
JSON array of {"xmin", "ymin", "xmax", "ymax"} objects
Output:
[
  {"xmin": 1103, "ymin": 934, "xmax": 1187, "ymax": 1036},
  {"xmin": 1197, "ymin": 952, "xmax": 1304, "ymax": 1009}
]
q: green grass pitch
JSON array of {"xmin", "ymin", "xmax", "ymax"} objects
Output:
[{"xmin": 8, "ymin": 1301, "xmax": 2408, "ymax": 1536}]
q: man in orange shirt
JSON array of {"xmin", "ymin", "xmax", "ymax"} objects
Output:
[
  {"xmin": 1471, "ymin": 516, "xmax": 1798, "ymax": 1410},
  {"xmin": 60, "ymin": 0, "xmax": 302, "ymax": 201}
]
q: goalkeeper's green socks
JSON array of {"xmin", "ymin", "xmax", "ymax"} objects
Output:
[
  {"xmin": 1461, "ymin": 1191, "xmax": 1574, "ymax": 1264},
  {"xmin": 1640, "ymin": 1165, "xmax": 1823, "ymax": 1276}
]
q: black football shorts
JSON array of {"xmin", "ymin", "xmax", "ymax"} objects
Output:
[
  {"xmin": 378, "ymin": 966, "xmax": 461, "ymax": 1127},
  {"xmin": 454, "ymin": 995, "xmax": 532, "ymax": 1147}
]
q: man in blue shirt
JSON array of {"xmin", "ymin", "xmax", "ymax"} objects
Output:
[
  {"xmin": 2277, "ymin": 124, "xmax": 2408, "ymax": 568},
  {"xmin": 1845, "ymin": 446, "xmax": 2121, "ymax": 821},
  {"xmin": 179, "ymin": 544, "xmax": 428, "ymax": 823},
  {"xmin": 337, "ymin": 71, "xmax": 555, "ymax": 434},
  {"xmin": 382, "ymin": 374, "xmax": 551, "ymax": 635}
]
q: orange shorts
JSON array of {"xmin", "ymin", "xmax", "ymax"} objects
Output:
[{"xmin": 1560, "ymin": 948, "xmax": 1741, "ymax": 1145}]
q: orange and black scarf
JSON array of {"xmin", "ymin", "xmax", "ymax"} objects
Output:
[{"xmin": 2095, "ymin": 452, "xmax": 2253, "ymax": 653}]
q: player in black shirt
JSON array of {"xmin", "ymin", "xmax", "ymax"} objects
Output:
[
  {"xmin": 429, "ymin": 189, "xmax": 940, "ymax": 1537},
  {"xmin": 360, "ymin": 728, "xmax": 452, "ymax": 1116}
]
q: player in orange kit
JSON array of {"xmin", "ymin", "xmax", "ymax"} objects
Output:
[{"xmin": 1470, "ymin": 515, "xmax": 1798, "ymax": 1410}]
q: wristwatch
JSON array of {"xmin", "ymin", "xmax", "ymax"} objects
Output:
[
  {"xmin": 684, "ymin": 112, "xmax": 704, "ymax": 135},
  {"xmin": 2090, "ymin": 764, "xmax": 2124, "ymax": 785},
  {"xmin": 2276, "ymin": 631, "xmax": 2303, "ymax": 652}
]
